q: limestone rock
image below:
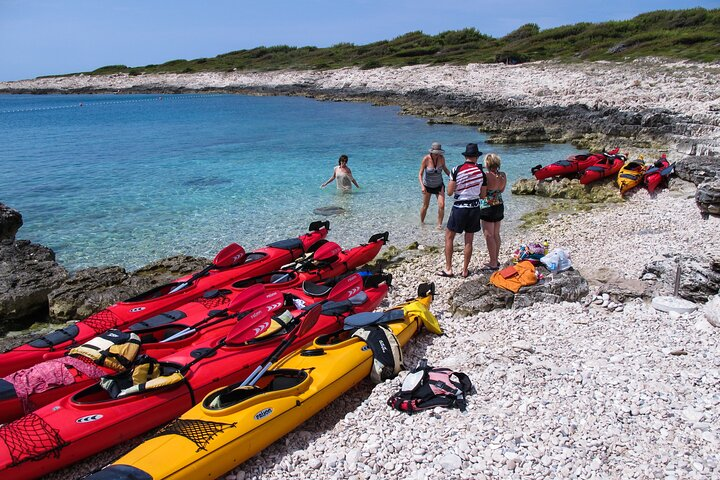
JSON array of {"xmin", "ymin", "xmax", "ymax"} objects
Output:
[
  {"xmin": 674, "ymin": 155, "xmax": 720, "ymax": 185},
  {"xmin": 0, "ymin": 240, "xmax": 68, "ymax": 332},
  {"xmin": 696, "ymin": 180, "xmax": 720, "ymax": 219},
  {"xmin": 642, "ymin": 254, "xmax": 720, "ymax": 303},
  {"xmin": 0, "ymin": 203, "xmax": 22, "ymax": 242},
  {"xmin": 48, "ymin": 255, "xmax": 209, "ymax": 322},
  {"xmin": 583, "ymin": 267, "xmax": 648, "ymax": 301},
  {"xmin": 705, "ymin": 295, "xmax": 720, "ymax": 328},
  {"xmin": 449, "ymin": 267, "xmax": 589, "ymax": 315},
  {"xmin": 512, "ymin": 176, "xmax": 622, "ymax": 203}
]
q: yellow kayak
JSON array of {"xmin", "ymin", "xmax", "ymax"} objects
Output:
[
  {"xmin": 617, "ymin": 157, "xmax": 647, "ymax": 195},
  {"xmin": 88, "ymin": 286, "xmax": 438, "ymax": 480}
]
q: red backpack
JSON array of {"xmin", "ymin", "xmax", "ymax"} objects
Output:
[{"xmin": 387, "ymin": 359, "xmax": 473, "ymax": 414}]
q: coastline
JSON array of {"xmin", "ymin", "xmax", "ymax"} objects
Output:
[
  {"xmin": 2, "ymin": 59, "xmax": 719, "ymax": 156},
  {"xmin": 2, "ymin": 60, "xmax": 719, "ymax": 479}
]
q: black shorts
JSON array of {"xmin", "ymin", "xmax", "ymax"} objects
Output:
[
  {"xmin": 424, "ymin": 183, "xmax": 444, "ymax": 195},
  {"xmin": 447, "ymin": 206, "xmax": 481, "ymax": 233},
  {"xmin": 479, "ymin": 204, "xmax": 504, "ymax": 223}
]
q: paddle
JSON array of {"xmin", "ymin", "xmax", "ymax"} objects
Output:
[
  {"xmin": 160, "ymin": 284, "xmax": 278, "ymax": 343},
  {"xmin": 274, "ymin": 241, "xmax": 342, "ymax": 283},
  {"xmin": 343, "ymin": 281, "xmax": 435, "ymax": 330},
  {"xmin": 242, "ymin": 303, "xmax": 323, "ymax": 387},
  {"xmin": 179, "ymin": 308, "xmax": 272, "ymax": 375},
  {"xmin": 169, "ymin": 243, "xmax": 247, "ymax": 294}
]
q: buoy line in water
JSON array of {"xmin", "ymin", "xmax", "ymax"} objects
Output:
[{"xmin": 0, "ymin": 94, "xmax": 218, "ymax": 114}]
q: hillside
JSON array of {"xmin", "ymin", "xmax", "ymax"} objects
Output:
[{"xmin": 85, "ymin": 8, "xmax": 720, "ymax": 77}]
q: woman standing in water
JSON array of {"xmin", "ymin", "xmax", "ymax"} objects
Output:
[
  {"xmin": 321, "ymin": 154, "xmax": 360, "ymax": 192},
  {"xmin": 419, "ymin": 142, "xmax": 450, "ymax": 229}
]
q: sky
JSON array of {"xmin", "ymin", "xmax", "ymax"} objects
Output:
[{"xmin": 1, "ymin": 0, "xmax": 718, "ymax": 81}]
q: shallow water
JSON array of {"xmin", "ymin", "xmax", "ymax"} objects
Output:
[{"xmin": 0, "ymin": 94, "xmax": 580, "ymax": 271}]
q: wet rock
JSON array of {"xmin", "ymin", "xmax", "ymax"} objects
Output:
[
  {"xmin": 313, "ymin": 206, "xmax": 346, "ymax": 216},
  {"xmin": 512, "ymin": 177, "xmax": 622, "ymax": 203},
  {"xmin": 0, "ymin": 203, "xmax": 22, "ymax": 242},
  {"xmin": 449, "ymin": 267, "xmax": 589, "ymax": 315},
  {"xmin": 48, "ymin": 255, "xmax": 208, "ymax": 322},
  {"xmin": 0, "ymin": 240, "xmax": 68, "ymax": 332}
]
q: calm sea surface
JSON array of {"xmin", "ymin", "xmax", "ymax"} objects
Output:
[{"xmin": 0, "ymin": 94, "xmax": 581, "ymax": 271}]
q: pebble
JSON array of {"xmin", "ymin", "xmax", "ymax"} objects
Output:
[{"xmin": 41, "ymin": 66, "xmax": 718, "ymax": 480}]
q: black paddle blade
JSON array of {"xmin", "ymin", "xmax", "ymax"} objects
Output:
[
  {"xmin": 418, "ymin": 282, "xmax": 435, "ymax": 298},
  {"xmin": 309, "ymin": 220, "xmax": 330, "ymax": 232}
]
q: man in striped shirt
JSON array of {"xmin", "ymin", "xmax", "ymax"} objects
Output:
[{"xmin": 439, "ymin": 143, "xmax": 487, "ymax": 278}]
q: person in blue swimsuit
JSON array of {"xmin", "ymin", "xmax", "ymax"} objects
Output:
[
  {"xmin": 418, "ymin": 142, "xmax": 451, "ymax": 229},
  {"xmin": 478, "ymin": 153, "xmax": 507, "ymax": 271}
]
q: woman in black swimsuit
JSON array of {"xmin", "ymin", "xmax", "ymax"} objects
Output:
[
  {"xmin": 418, "ymin": 142, "xmax": 451, "ymax": 229},
  {"xmin": 478, "ymin": 153, "xmax": 507, "ymax": 271}
]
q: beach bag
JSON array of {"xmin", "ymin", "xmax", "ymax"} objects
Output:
[
  {"xmin": 387, "ymin": 359, "xmax": 473, "ymax": 414},
  {"xmin": 352, "ymin": 325, "xmax": 403, "ymax": 383},
  {"xmin": 512, "ymin": 242, "xmax": 548, "ymax": 264},
  {"xmin": 489, "ymin": 261, "xmax": 538, "ymax": 293},
  {"xmin": 540, "ymin": 248, "xmax": 572, "ymax": 272}
]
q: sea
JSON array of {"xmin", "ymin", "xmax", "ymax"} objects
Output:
[{"xmin": 0, "ymin": 94, "xmax": 581, "ymax": 272}]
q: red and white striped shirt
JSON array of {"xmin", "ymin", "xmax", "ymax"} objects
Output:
[{"xmin": 450, "ymin": 162, "xmax": 486, "ymax": 207}]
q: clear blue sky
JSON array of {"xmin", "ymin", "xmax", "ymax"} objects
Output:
[{"xmin": 1, "ymin": 0, "xmax": 718, "ymax": 81}]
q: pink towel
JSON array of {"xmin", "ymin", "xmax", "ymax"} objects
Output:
[{"xmin": 3, "ymin": 356, "xmax": 106, "ymax": 413}]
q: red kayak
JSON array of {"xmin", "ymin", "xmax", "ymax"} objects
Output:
[
  {"xmin": 0, "ymin": 221, "xmax": 331, "ymax": 377},
  {"xmin": 643, "ymin": 154, "xmax": 674, "ymax": 193},
  {"xmin": 531, "ymin": 148, "xmax": 620, "ymax": 180},
  {"xmin": 579, "ymin": 151, "xmax": 627, "ymax": 185},
  {"xmin": 0, "ymin": 272, "xmax": 389, "ymax": 479},
  {"xmin": 0, "ymin": 231, "xmax": 388, "ymax": 423}
]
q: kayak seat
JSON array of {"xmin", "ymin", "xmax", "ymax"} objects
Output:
[
  {"xmin": 128, "ymin": 311, "xmax": 187, "ymax": 331},
  {"xmin": 204, "ymin": 369, "xmax": 308, "ymax": 410},
  {"xmin": 556, "ymin": 160, "xmax": 573, "ymax": 167},
  {"xmin": 28, "ymin": 324, "xmax": 80, "ymax": 348},
  {"xmin": 586, "ymin": 166, "xmax": 605, "ymax": 172},
  {"xmin": 243, "ymin": 252, "xmax": 266, "ymax": 263},
  {"xmin": 302, "ymin": 280, "xmax": 332, "ymax": 297},
  {"xmin": 267, "ymin": 237, "xmax": 303, "ymax": 251},
  {"xmin": 620, "ymin": 173, "xmax": 640, "ymax": 180},
  {"xmin": 0, "ymin": 378, "xmax": 16, "ymax": 400},
  {"xmin": 321, "ymin": 292, "xmax": 369, "ymax": 316}
]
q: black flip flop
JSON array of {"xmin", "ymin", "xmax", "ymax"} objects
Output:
[{"xmin": 436, "ymin": 270, "xmax": 454, "ymax": 278}]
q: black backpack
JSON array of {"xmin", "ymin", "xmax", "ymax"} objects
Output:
[{"xmin": 387, "ymin": 359, "xmax": 473, "ymax": 414}]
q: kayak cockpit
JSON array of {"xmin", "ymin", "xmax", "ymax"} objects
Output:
[
  {"xmin": 203, "ymin": 369, "xmax": 309, "ymax": 412},
  {"xmin": 72, "ymin": 362, "xmax": 184, "ymax": 404}
]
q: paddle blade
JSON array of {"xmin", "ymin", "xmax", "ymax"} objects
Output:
[
  {"xmin": 213, "ymin": 243, "xmax": 247, "ymax": 268},
  {"xmin": 298, "ymin": 304, "xmax": 323, "ymax": 337},
  {"xmin": 226, "ymin": 308, "xmax": 272, "ymax": 345},
  {"xmin": 327, "ymin": 273, "xmax": 364, "ymax": 302},
  {"xmin": 243, "ymin": 290, "xmax": 285, "ymax": 315},
  {"xmin": 313, "ymin": 242, "xmax": 342, "ymax": 262},
  {"xmin": 226, "ymin": 284, "xmax": 267, "ymax": 313}
]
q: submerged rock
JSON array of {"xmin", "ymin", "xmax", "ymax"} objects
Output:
[{"xmin": 313, "ymin": 206, "xmax": 346, "ymax": 216}]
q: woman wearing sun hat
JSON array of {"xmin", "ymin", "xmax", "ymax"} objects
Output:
[{"xmin": 418, "ymin": 142, "xmax": 451, "ymax": 229}]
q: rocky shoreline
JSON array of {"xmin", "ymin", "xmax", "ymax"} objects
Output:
[
  {"xmin": 2, "ymin": 59, "xmax": 719, "ymax": 155},
  {"xmin": 2, "ymin": 59, "xmax": 720, "ymax": 479}
]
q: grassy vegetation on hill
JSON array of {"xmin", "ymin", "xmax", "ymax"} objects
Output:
[{"xmin": 90, "ymin": 8, "xmax": 720, "ymax": 76}]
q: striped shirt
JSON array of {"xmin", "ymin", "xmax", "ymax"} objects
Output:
[{"xmin": 450, "ymin": 161, "xmax": 486, "ymax": 208}]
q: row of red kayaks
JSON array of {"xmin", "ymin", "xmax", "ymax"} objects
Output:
[
  {"xmin": 0, "ymin": 221, "xmax": 402, "ymax": 479},
  {"xmin": 531, "ymin": 149, "xmax": 675, "ymax": 194}
]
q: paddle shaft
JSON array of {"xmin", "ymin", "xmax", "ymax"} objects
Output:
[{"xmin": 169, "ymin": 264, "xmax": 213, "ymax": 294}]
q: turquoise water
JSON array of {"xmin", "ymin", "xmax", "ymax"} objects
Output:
[{"xmin": 0, "ymin": 94, "xmax": 580, "ymax": 271}]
